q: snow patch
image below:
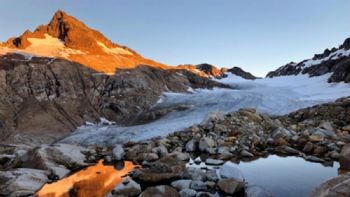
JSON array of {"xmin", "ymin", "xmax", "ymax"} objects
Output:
[
  {"xmin": 97, "ymin": 41, "xmax": 133, "ymax": 55},
  {"xmin": 302, "ymin": 48, "xmax": 350, "ymax": 68}
]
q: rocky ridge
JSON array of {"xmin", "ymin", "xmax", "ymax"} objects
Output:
[
  {"xmin": 266, "ymin": 37, "xmax": 350, "ymax": 83},
  {"xmin": 2, "ymin": 97, "xmax": 350, "ymax": 196},
  {"xmin": 0, "ymin": 53, "xmax": 229, "ymax": 145}
]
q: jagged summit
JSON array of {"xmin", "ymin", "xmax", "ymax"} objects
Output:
[{"xmin": 1, "ymin": 10, "xmax": 168, "ymax": 73}]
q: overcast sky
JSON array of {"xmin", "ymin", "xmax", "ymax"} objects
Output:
[{"xmin": 1, "ymin": 0, "xmax": 350, "ymax": 76}]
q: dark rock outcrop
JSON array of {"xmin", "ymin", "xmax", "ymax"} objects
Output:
[
  {"xmin": 227, "ymin": 66, "xmax": 257, "ymax": 80},
  {"xmin": 0, "ymin": 53, "xmax": 228, "ymax": 145},
  {"xmin": 266, "ymin": 37, "xmax": 350, "ymax": 83}
]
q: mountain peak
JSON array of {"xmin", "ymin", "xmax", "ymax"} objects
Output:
[{"xmin": 1, "ymin": 10, "xmax": 168, "ymax": 73}]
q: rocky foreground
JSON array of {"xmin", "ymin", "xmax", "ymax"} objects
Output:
[{"xmin": 1, "ymin": 97, "xmax": 350, "ymax": 196}]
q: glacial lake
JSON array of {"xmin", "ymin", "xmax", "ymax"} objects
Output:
[{"xmin": 228, "ymin": 155, "xmax": 340, "ymax": 197}]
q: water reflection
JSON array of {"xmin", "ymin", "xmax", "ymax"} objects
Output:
[
  {"xmin": 234, "ymin": 155, "xmax": 339, "ymax": 197},
  {"xmin": 37, "ymin": 160, "xmax": 136, "ymax": 197}
]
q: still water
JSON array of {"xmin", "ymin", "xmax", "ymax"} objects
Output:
[
  {"xmin": 235, "ymin": 155, "xmax": 339, "ymax": 197},
  {"xmin": 37, "ymin": 160, "xmax": 136, "ymax": 197}
]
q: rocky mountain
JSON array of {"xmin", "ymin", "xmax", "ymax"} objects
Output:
[
  {"xmin": 266, "ymin": 37, "xmax": 350, "ymax": 83},
  {"xmin": 227, "ymin": 66, "xmax": 258, "ymax": 80},
  {"xmin": 0, "ymin": 10, "xmax": 169, "ymax": 74},
  {"xmin": 0, "ymin": 53, "xmax": 229, "ymax": 145}
]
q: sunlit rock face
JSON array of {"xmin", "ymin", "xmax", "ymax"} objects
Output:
[
  {"xmin": 1, "ymin": 10, "xmax": 168, "ymax": 74},
  {"xmin": 37, "ymin": 160, "xmax": 137, "ymax": 197},
  {"xmin": 0, "ymin": 53, "xmax": 227, "ymax": 145}
]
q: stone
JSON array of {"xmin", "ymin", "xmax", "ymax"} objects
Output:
[
  {"xmin": 309, "ymin": 135, "xmax": 324, "ymax": 142},
  {"xmin": 169, "ymin": 151, "xmax": 190, "ymax": 161},
  {"xmin": 241, "ymin": 150, "xmax": 254, "ymax": 157},
  {"xmin": 196, "ymin": 192, "xmax": 213, "ymax": 197},
  {"xmin": 246, "ymin": 185, "xmax": 273, "ymax": 197},
  {"xmin": 186, "ymin": 140, "xmax": 198, "ymax": 152},
  {"xmin": 339, "ymin": 144, "xmax": 350, "ymax": 170},
  {"xmin": 271, "ymin": 127, "xmax": 294, "ymax": 139},
  {"xmin": 190, "ymin": 180, "xmax": 207, "ymax": 191},
  {"xmin": 283, "ymin": 146, "xmax": 300, "ymax": 155},
  {"xmin": 205, "ymin": 158, "xmax": 224, "ymax": 165},
  {"xmin": 311, "ymin": 172, "xmax": 350, "ymax": 197},
  {"xmin": 171, "ymin": 180, "xmax": 192, "ymax": 190},
  {"xmin": 303, "ymin": 142, "xmax": 314, "ymax": 153},
  {"xmin": 217, "ymin": 178, "xmax": 245, "ymax": 195},
  {"xmin": 112, "ymin": 178, "xmax": 141, "ymax": 196},
  {"xmin": 0, "ymin": 168, "xmax": 49, "ymax": 197},
  {"xmin": 304, "ymin": 155, "xmax": 325, "ymax": 163},
  {"xmin": 139, "ymin": 185, "xmax": 180, "ymax": 197},
  {"xmin": 205, "ymin": 169, "xmax": 219, "ymax": 182},
  {"xmin": 310, "ymin": 128, "xmax": 338, "ymax": 139},
  {"xmin": 112, "ymin": 144, "xmax": 125, "ymax": 161},
  {"xmin": 201, "ymin": 111, "xmax": 225, "ymax": 124},
  {"xmin": 198, "ymin": 137, "xmax": 216, "ymax": 153},
  {"xmin": 219, "ymin": 161, "xmax": 244, "ymax": 181},
  {"xmin": 319, "ymin": 121, "xmax": 334, "ymax": 132},
  {"xmin": 184, "ymin": 167, "xmax": 207, "ymax": 181},
  {"xmin": 179, "ymin": 189, "xmax": 197, "ymax": 197}
]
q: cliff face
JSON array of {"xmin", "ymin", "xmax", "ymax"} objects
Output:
[
  {"xmin": 266, "ymin": 37, "xmax": 350, "ymax": 83},
  {"xmin": 0, "ymin": 53, "xmax": 228, "ymax": 145}
]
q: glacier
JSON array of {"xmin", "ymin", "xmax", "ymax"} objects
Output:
[{"xmin": 60, "ymin": 73, "xmax": 350, "ymax": 146}]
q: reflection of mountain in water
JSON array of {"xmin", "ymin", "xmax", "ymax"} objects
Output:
[{"xmin": 37, "ymin": 160, "xmax": 136, "ymax": 197}]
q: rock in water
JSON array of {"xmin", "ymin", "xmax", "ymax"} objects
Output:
[
  {"xmin": 311, "ymin": 172, "xmax": 350, "ymax": 197},
  {"xmin": 139, "ymin": 185, "xmax": 180, "ymax": 197},
  {"xmin": 246, "ymin": 185, "xmax": 273, "ymax": 197},
  {"xmin": 219, "ymin": 161, "xmax": 244, "ymax": 181},
  {"xmin": 339, "ymin": 144, "xmax": 350, "ymax": 170},
  {"xmin": 112, "ymin": 144, "xmax": 125, "ymax": 161}
]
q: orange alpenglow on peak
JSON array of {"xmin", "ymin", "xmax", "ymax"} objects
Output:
[{"xmin": 0, "ymin": 10, "xmax": 169, "ymax": 74}]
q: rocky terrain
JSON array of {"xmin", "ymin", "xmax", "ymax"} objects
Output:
[
  {"xmin": 1, "ymin": 97, "xmax": 350, "ymax": 196},
  {"xmin": 0, "ymin": 53, "xmax": 229, "ymax": 146},
  {"xmin": 227, "ymin": 67, "xmax": 258, "ymax": 80},
  {"xmin": 266, "ymin": 37, "xmax": 350, "ymax": 83}
]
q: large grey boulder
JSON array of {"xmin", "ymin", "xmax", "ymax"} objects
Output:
[
  {"xmin": 219, "ymin": 161, "xmax": 244, "ymax": 182},
  {"xmin": 311, "ymin": 172, "xmax": 350, "ymax": 197},
  {"xmin": 0, "ymin": 168, "xmax": 49, "ymax": 197}
]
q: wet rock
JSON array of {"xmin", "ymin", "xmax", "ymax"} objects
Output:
[
  {"xmin": 171, "ymin": 179, "xmax": 192, "ymax": 190},
  {"xmin": 304, "ymin": 155, "xmax": 325, "ymax": 163},
  {"xmin": 190, "ymin": 180, "xmax": 207, "ymax": 191},
  {"xmin": 219, "ymin": 161, "xmax": 244, "ymax": 181},
  {"xmin": 311, "ymin": 172, "xmax": 350, "ymax": 197},
  {"xmin": 217, "ymin": 178, "xmax": 245, "ymax": 195},
  {"xmin": 139, "ymin": 185, "xmax": 180, "ymax": 197},
  {"xmin": 0, "ymin": 168, "xmax": 48, "ymax": 197},
  {"xmin": 339, "ymin": 144, "xmax": 350, "ymax": 170},
  {"xmin": 198, "ymin": 137, "xmax": 216, "ymax": 153},
  {"xmin": 186, "ymin": 140, "xmax": 198, "ymax": 152},
  {"xmin": 112, "ymin": 178, "xmax": 141, "ymax": 196},
  {"xmin": 205, "ymin": 158, "xmax": 224, "ymax": 165},
  {"xmin": 112, "ymin": 144, "xmax": 125, "ymax": 161},
  {"xmin": 246, "ymin": 185, "xmax": 273, "ymax": 197},
  {"xmin": 179, "ymin": 188, "xmax": 197, "ymax": 197}
]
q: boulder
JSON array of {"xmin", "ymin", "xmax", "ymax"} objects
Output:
[
  {"xmin": 311, "ymin": 172, "xmax": 350, "ymax": 197},
  {"xmin": 171, "ymin": 179, "xmax": 192, "ymax": 190},
  {"xmin": 183, "ymin": 167, "xmax": 207, "ymax": 181},
  {"xmin": 219, "ymin": 161, "xmax": 244, "ymax": 181},
  {"xmin": 0, "ymin": 168, "xmax": 49, "ymax": 197},
  {"xmin": 112, "ymin": 144, "xmax": 125, "ymax": 161},
  {"xmin": 112, "ymin": 178, "xmax": 141, "ymax": 196},
  {"xmin": 186, "ymin": 140, "xmax": 198, "ymax": 152},
  {"xmin": 139, "ymin": 185, "xmax": 180, "ymax": 197},
  {"xmin": 217, "ymin": 178, "xmax": 245, "ymax": 195},
  {"xmin": 190, "ymin": 180, "xmax": 207, "ymax": 191},
  {"xmin": 205, "ymin": 158, "xmax": 224, "ymax": 165},
  {"xmin": 198, "ymin": 137, "xmax": 216, "ymax": 153},
  {"xmin": 339, "ymin": 144, "xmax": 350, "ymax": 170}
]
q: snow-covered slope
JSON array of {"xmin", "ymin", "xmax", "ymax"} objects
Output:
[
  {"xmin": 61, "ymin": 73, "xmax": 350, "ymax": 145},
  {"xmin": 266, "ymin": 37, "xmax": 350, "ymax": 83}
]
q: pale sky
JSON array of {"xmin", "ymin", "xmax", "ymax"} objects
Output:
[{"xmin": 1, "ymin": 0, "xmax": 350, "ymax": 76}]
